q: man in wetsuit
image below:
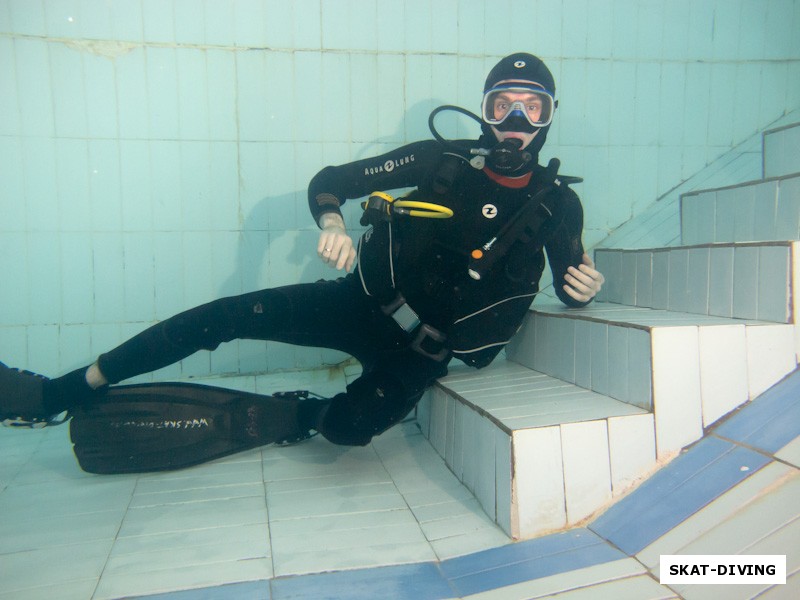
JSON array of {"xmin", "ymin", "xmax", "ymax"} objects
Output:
[{"xmin": 1, "ymin": 53, "xmax": 603, "ymax": 447}]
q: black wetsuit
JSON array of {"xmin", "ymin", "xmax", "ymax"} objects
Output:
[{"xmin": 93, "ymin": 139, "xmax": 590, "ymax": 446}]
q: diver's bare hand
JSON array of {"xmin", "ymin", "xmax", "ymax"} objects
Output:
[
  {"xmin": 317, "ymin": 213, "xmax": 356, "ymax": 272},
  {"xmin": 563, "ymin": 253, "xmax": 604, "ymax": 303}
]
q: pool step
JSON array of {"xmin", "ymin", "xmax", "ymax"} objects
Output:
[
  {"xmin": 509, "ymin": 302, "xmax": 797, "ymax": 446},
  {"xmin": 416, "ymin": 360, "xmax": 656, "ymax": 540}
]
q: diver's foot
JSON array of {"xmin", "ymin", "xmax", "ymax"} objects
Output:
[
  {"xmin": 270, "ymin": 390, "xmax": 323, "ymax": 446},
  {"xmin": 0, "ymin": 362, "xmax": 65, "ymax": 428}
]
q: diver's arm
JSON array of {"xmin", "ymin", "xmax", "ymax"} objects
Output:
[
  {"xmin": 545, "ymin": 189, "xmax": 602, "ymax": 307},
  {"xmin": 307, "ymin": 140, "xmax": 442, "ymax": 226}
]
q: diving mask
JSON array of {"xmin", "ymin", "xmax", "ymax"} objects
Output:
[{"xmin": 481, "ymin": 83, "xmax": 555, "ymax": 130}]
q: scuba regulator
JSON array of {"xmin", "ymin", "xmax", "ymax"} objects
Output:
[
  {"xmin": 427, "ymin": 105, "xmax": 533, "ymax": 174},
  {"xmin": 361, "ymin": 103, "xmax": 537, "ymax": 227}
]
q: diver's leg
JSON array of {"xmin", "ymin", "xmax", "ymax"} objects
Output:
[
  {"xmin": 94, "ymin": 276, "xmax": 381, "ymax": 385},
  {"xmin": 315, "ymin": 348, "xmax": 450, "ymax": 446},
  {"xmin": 4, "ymin": 278, "xmax": 370, "ymax": 421}
]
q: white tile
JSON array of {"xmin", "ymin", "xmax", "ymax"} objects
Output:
[
  {"xmin": 775, "ymin": 436, "xmax": 800, "ymax": 468},
  {"xmin": 0, "ymin": 540, "xmax": 113, "ymax": 594},
  {"xmin": 715, "ymin": 191, "xmax": 736, "ymax": 243},
  {"xmin": 445, "ymin": 394, "xmax": 457, "ymax": 467},
  {"xmin": 495, "ymin": 428, "xmax": 513, "ymax": 536},
  {"xmin": 607, "ymin": 325, "xmax": 629, "ymax": 402},
  {"xmin": 472, "ymin": 416, "xmax": 497, "ymax": 522},
  {"xmin": 573, "ymin": 319, "xmax": 593, "ymax": 389},
  {"xmin": 0, "ymin": 509, "xmax": 126, "ymax": 554},
  {"xmin": 752, "ymin": 180, "xmax": 779, "ymax": 241},
  {"xmin": 733, "ymin": 245, "xmax": 759, "ymax": 319},
  {"xmin": 94, "ymin": 559, "xmax": 272, "ymax": 600},
  {"xmin": 411, "ymin": 496, "xmax": 486, "ymax": 525},
  {"xmin": 636, "ymin": 251, "xmax": 654, "ymax": 308},
  {"xmin": 775, "ymin": 176, "xmax": 800, "ymax": 239},
  {"xmin": 461, "ymin": 408, "xmax": 480, "ymax": 494},
  {"xmin": 627, "ymin": 328, "xmax": 653, "ymax": 410},
  {"xmin": 0, "ymin": 477, "xmax": 135, "ymax": 521},
  {"xmin": 593, "ymin": 250, "xmax": 617, "ymax": 303},
  {"xmin": 452, "ymin": 400, "xmax": 467, "ymax": 480},
  {"xmin": 429, "ymin": 386, "xmax": 448, "ymax": 457},
  {"xmin": 539, "ymin": 575, "xmax": 679, "ymax": 599},
  {"xmin": 104, "ymin": 535, "xmax": 270, "ymax": 577},
  {"xmin": 698, "ymin": 325, "xmax": 749, "ymax": 427},
  {"xmin": 429, "ymin": 524, "xmax": 510, "ymax": 561},
  {"xmin": 512, "ymin": 427, "xmax": 566, "ymax": 539},
  {"xmin": 752, "ymin": 570, "xmax": 800, "ymax": 600},
  {"xmin": 554, "ymin": 317, "xmax": 577, "ymax": 383},
  {"xmin": 130, "ymin": 482, "xmax": 266, "ymax": 509},
  {"xmin": 686, "ymin": 247, "xmax": 710, "ymax": 315},
  {"xmin": 532, "ymin": 312, "xmax": 551, "ymax": 374},
  {"xmin": 708, "ymin": 245, "xmax": 735, "ymax": 317},
  {"xmin": 680, "ymin": 196, "xmax": 699, "ymax": 245},
  {"xmin": 651, "ymin": 250, "xmax": 670, "ymax": 310},
  {"xmin": 272, "ymin": 515, "xmax": 428, "ymax": 557},
  {"xmin": 650, "ymin": 327, "xmax": 704, "ymax": 458},
  {"xmin": 766, "ymin": 128, "xmax": 800, "ymax": 179},
  {"xmin": 401, "ymin": 483, "xmax": 477, "ymax": 511},
  {"xmin": 0, "ymin": 579, "xmax": 99, "ymax": 600},
  {"xmin": 667, "ymin": 248, "xmax": 689, "ymax": 312},
  {"xmin": 608, "ymin": 414, "xmax": 656, "ymax": 496},
  {"xmin": 118, "ymin": 496, "xmax": 268, "ymax": 538},
  {"xmin": 619, "ymin": 252, "xmax": 638, "ymax": 305},
  {"xmin": 419, "ymin": 501, "xmax": 499, "ymax": 542},
  {"xmin": 696, "ymin": 193, "xmax": 717, "ymax": 244},
  {"xmin": 266, "ymin": 482, "xmax": 404, "ymax": 521},
  {"xmin": 561, "ymin": 421, "xmax": 612, "ymax": 524},
  {"xmin": 745, "ymin": 324, "xmax": 797, "ymax": 398},
  {"xmin": 758, "ymin": 245, "xmax": 791, "ymax": 323},
  {"xmin": 589, "ymin": 321, "xmax": 609, "ymax": 395},
  {"xmin": 274, "ymin": 535, "xmax": 436, "ymax": 576},
  {"xmin": 731, "ymin": 185, "xmax": 756, "ymax": 242}
]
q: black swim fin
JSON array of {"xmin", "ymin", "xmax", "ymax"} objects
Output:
[{"xmin": 68, "ymin": 382, "xmax": 316, "ymax": 474}]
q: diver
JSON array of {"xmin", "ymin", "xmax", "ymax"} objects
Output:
[{"xmin": 0, "ymin": 53, "xmax": 604, "ymax": 470}]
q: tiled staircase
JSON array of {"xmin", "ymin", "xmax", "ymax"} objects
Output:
[{"xmin": 417, "ymin": 120, "xmax": 800, "ymax": 540}]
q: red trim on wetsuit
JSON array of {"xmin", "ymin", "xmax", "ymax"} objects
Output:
[{"xmin": 482, "ymin": 168, "xmax": 532, "ymax": 188}]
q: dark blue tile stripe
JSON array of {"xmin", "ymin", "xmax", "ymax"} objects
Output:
[
  {"xmin": 714, "ymin": 369, "xmax": 800, "ymax": 452},
  {"xmin": 270, "ymin": 563, "xmax": 455, "ymax": 600},
  {"xmin": 590, "ymin": 443, "xmax": 771, "ymax": 555},
  {"xmin": 446, "ymin": 538, "xmax": 625, "ymax": 597},
  {"xmin": 588, "ymin": 436, "xmax": 734, "ymax": 537},
  {"xmin": 438, "ymin": 528, "xmax": 602, "ymax": 579}
]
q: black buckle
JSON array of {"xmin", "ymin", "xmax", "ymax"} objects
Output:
[{"xmin": 411, "ymin": 324, "xmax": 449, "ymax": 362}]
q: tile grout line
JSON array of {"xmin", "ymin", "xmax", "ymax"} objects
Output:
[
  {"xmin": 91, "ymin": 473, "xmax": 142, "ymax": 600},
  {"xmin": 368, "ymin": 435, "xmax": 442, "ymax": 562}
]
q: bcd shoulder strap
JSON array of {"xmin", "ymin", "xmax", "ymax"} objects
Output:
[{"xmin": 467, "ymin": 158, "xmax": 579, "ymax": 281}]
